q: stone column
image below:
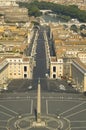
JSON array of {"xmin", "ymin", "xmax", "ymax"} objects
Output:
[
  {"xmin": 37, "ymin": 79, "xmax": 41, "ymax": 123},
  {"xmin": 84, "ymin": 74, "xmax": 86, "ymax": 92}
]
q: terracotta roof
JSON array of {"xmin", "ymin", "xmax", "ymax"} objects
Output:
[
  {"xmin": 23, "ymin": 57, "xmax": 29, "ymax": 62},
  {"xmin": 0, "ymin": 56, "xmax": 5, "ymax": 63}
]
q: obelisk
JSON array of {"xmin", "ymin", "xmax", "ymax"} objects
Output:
[
  {"xmin": 32, "ymin": 78, "xmax": 45, "ymax": 127},
  {"xmin": 37, "ymin": 78, "xmax": 41, "ymax": 123}
]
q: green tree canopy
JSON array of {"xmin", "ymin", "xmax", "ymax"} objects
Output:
[
  {"xmin": 18, "ymin": 1, "xmax": 86, "ymax": 22},
  {"xmin": 28, "ymin": 5, "xmax": 41, "ymax": 17}
]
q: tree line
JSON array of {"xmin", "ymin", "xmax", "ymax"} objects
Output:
[{"xmin": 18, "ymin": 1, "xmax": 86, "ymax": 22}]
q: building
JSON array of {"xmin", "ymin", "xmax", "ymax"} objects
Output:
[
  {"xmin": 0, "ymin": 1, "xmax": 29, "ymax": 23},
  {"xmin": 49, "ymin": 23, "xmax": 86, "ymax": 79},
  {"xmin": 77, "ymin": 52, "xmax": 86, "ymax": 65},
  {"xmin": 71, "ymin": 59, "xmax": 86, "ymax": 92},
  {"xmin": 0, "ymin": 55, "xmax": 33, "ymax": 89},
  {"xmin": 0, "ymin": 22, "xmax": 35, "ymax": 89},
  {"xmin": 0, "ymin": 0, "xmax": 18, "ymax": 7},
  {"xmin": 38, "ymin": 0, "xmax": 86, "ymax": 10},
  {"xmin": 4, "ymin": 7, "xmax": 29, "ymax": 23},
  {"xmin": 50, "ymin": 57, "xmax": 63, "ymax": 79},
  {"xmin": 7, "ymin": 56, "xmax": 33, "ymax": 79},
  {"xmin": 0, "ymin": 57, "xmax": 8, "ymax": 86}
]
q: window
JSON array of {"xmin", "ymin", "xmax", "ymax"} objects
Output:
[
  {"xmin": 19, "ymin": 59, "xmax": 21, "ymax": 62},
  {"xmin": 24, "ymin": 66, "xmax": 27, "ymax": 72},
  {"xmin": 24, "ymin": 74, "xmax": 27, "ymax": 78},
  {"xmin": 53, "ymin": 74, "xmax": 56, "ymax": 78},
  {"xmin": 53, "ymin": 66, "xmax": 56, "ymax": 72}
]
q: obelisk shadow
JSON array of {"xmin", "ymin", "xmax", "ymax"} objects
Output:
[{"xmin": 34, "ymin": 108, "xmax": 37, "ymax": 121}]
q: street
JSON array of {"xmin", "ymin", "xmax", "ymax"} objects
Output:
[
  {"xmin": 32, "ymin": 26, "xmax": 47, "ymax": 90},
  {"xmin": 7, "ymin": 25, "xmax": 78, "ymax": 93}
]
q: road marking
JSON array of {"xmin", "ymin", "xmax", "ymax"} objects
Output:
[
  {"xmin": 71, "ymin": 126, "xmax": 86, "ymax": 129},
  {"xmin": 0, "ymin": 111, "xmax": 12, "ymax": 117},
  {"xmin": 71, "ymin": 120, "xmax": 86, "ymax": 122},
  {"xmin": 47, "ymin": 99, "xmax": 82, "ymax": 102},
  {"xmin": 31, "ymin": 99, "xmax": 33, "ymax": 114},
  {"xmin": 0, "ymin": 126, "xmax": 6, "ymax": 128},
  {"xmin": 46, "ymin": 100, "xmax": 48, "ymax": 115},
  {"xmin": 60, "ymin": 101, "xmax": 86, "ymax": 116},
  {"xmin": 66, "ymin": 109, "xmax": 86, "ymax": 118},
  {"xmin": 0, "ymin": 105, "xmax": 18, "ymax": 115},
  {"xmin": 0, "ymin": 120, "xmax": 7, "ymax": 122},
  {"xmin": 0, "ymin": 98, "xmax": 30, "ymax": 102}
]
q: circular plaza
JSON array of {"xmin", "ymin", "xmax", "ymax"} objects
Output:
[{"xmin": 7, "ymin": 114, "xmax": 70, "ymax": 130}]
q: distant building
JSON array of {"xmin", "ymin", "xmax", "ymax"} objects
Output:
[
  {"xmin": 5, "ymin": 7, "xmax": 28, "ymax": 23},
  {"xmin": 38, "ymin": 0, "xmax": 86, "ymax": 10},
  {"xmin": 78, "ymin": 52, "xmax": 86, "ymax": 65},
  {"xmin": 0, "ymin": 0, "xmax": 18, "ymax": 6},
  {"xmin": 0, "ymin": 1, "xmax": 29, "ymax": 23}
]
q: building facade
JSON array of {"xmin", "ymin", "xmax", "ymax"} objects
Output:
[
  {"xmin": 0, "ymin": 59, "xmax": 8, "ymax": 85},
  {"xmin": 4, "ymin": 7, "xmax": 29, "ymax": 23},
  {"xmin": 7, "ymin": 56, "xmax": 33, "ymax": 79},
  {"xmin": 71, "ymin": 59, "xmax": 86, "ymax": 92},
  {"xmin": 50, "ymin": 57, "xmax": 63, "ymax": 79},
  {"xmin": 0, "ymin": 56, "xmax": 33, "ymax": 89}
]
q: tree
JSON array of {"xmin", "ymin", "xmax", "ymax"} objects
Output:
[
  {"xmin": 28, "ymin": 5, "xmax": 41, "ymax": 17},
  {"xmin": 18, "ymin": 1, "xmax": 86, "ymax": 22}
]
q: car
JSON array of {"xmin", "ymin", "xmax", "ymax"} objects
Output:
[
  {"xmin": 59, "ymin": 84, "xmax": 66, "ymax": 91},
  {"xmin": 67, "ymin": 80, "xmax": 71, "ymax": 83},
  {"xmin": 28, "ymin": 86, "xmax": 32, "ymax": 90},
  {"xmin": 45, "ymin": 73, "xmax": 49, "ymax": 78},
  {"xmin": 3, "ymin": 86, "xmax": 8, "ymax": 90},
  {"xmin": 72, "ymin": 84, "xmax": 76, "ymax": 88}
]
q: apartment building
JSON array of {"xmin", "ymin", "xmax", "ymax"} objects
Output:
[
  {"xmin": 71, "ymin": 59, "xmax": 86, "ymax": 92},
  {"xmin": 0, "ymin": 25, "xmax": 28, "ymax": 49}
]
